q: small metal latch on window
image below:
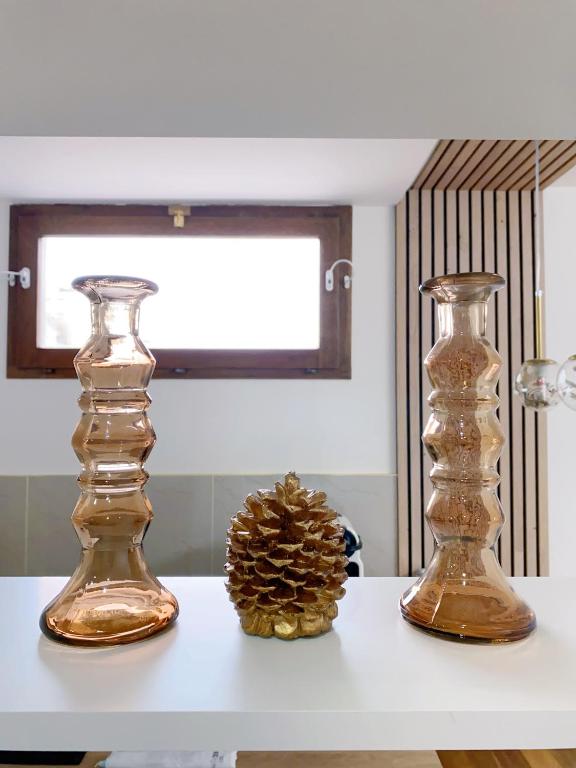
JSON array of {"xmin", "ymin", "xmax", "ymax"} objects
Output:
[
  {"xmin": 1, "ymin": 267, "xmax": 31, "ymax": 289},
  {"xmin": 168, "ymin": 205, "xmax": 191, "ymax": 228},
  {"xmin": 325, "ymin": 259, "xmax": 353, "ymax": 292}
]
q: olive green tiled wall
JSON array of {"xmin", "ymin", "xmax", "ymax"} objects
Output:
[{"xmin": 0, "ymin": 474, "xmax": 397, "ymax": 577}]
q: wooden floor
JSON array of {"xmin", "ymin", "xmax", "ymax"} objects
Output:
[
  {"xmin": 239, "ymin": 753, "xmax": 440, "ymax": 767},
  {"xmin": 240, "ymin": 753, "xmax": 576, "ymax": 767},
  {"xmin": 2, "ymin": 750, "xmax": 576, "ymax": 768},
  {"xmin": 437, "ymin": 752, "xmax": 576, "ymax": 768}
]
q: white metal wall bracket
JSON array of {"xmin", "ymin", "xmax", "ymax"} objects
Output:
[
  {"xmin": 325, "ymin": 259, "xmax": 353, "ymax": 292},
  {"xmin": 1, "ymin": 267, "xmax": 31, "ymax": 289}
]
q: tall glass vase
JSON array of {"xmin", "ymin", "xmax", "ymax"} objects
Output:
[
  {"xmin": 400, "ymin": 272, "xmax": 536, "ymax": 642},
  {"xmin": 40, "ymin": 276, "xmax": 179, "ymax": 645}
]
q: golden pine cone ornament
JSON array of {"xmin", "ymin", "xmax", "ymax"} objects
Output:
[{"xmin": 225, "ymin": 472, "xmax": 348, "ymax": 639}]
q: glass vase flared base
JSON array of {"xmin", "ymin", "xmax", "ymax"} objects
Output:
[
  {"xmin": 40, "ymin": 570, "xmax": 179, "ymax": 647},
  {"xmin": 399, "ymin": 569, "xmax": 536, "ymax": 644}
]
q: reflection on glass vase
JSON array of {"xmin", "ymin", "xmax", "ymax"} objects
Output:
[
  {"xmin": 40, "ymin": 276, "xmax": 179, "ymax": 646},
  {"xmin": 400, "ymin": 272, "xmax": 536, "ymax": 643}
]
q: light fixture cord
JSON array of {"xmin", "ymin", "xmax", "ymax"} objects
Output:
[{"xmin": 534, "ymin": 139, "xmax": 544, "ymax": 359}]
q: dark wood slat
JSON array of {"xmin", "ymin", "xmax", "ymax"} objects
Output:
[
  {"xmin": 471, "ymin": 190, "xmax": 483, "ymax": 271},
  {"xmin": 458, "ymin": 189, "xmax": 471, "ymax": 271},
  {"xmin": 507, "ymin": 191, "xmax": 525, "ymax": 575},
  {"xmin": 434, "ymin": 190, "xmax": 445, "ymax": 279},
  {"xmin": 483, "ymin": 191, "xmax": 497, "ymax": 347},
  {"xmin": 446, "ymin": 190, "xmax": 458, "ymax": 273},
  {"xmin": 495, "ymin": 190, "xmax": 512, "ymax": 575}
]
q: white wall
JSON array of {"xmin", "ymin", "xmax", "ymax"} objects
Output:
[
  {"xmin": 0, "ymin": 203, "xmax": 396, "ymax": 476},
  {"xmin": 544, "ymin": 187, "xmax": 576, "ymax": 576}
]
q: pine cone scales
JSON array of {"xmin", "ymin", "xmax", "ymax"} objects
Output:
[{"xmin": 225, "ymin": 472, "xmax": 348, "ymax": 639}]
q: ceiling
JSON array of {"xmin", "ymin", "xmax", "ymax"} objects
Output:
[
  {"xmin": 1, "ymin": 1, "xmax": 575, "ymax": 138},
  {"xmin": 0, "ymin": 137, "xmax": 436, "ymax": 205}
]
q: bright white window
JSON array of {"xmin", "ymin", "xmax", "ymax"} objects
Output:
[
  {"xmin": 9, "ymin": 204, "xmax": 351, "ymax": 379},
  {"xmin": 37, "ymin": 236, "xmax": 321, "ymax": 350}
]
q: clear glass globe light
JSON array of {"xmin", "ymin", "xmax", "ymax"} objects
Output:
[
  {"xmin": 557, "ymin": 355, "xmax": 576, "ymax": 410},
  {"xmin": 515, "ymin": 359, "xmax": 560, "ymax": 410}
]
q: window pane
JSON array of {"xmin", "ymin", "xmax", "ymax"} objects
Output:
[{"xmin": 37, "ymin": 236, "xmax": 321, "ymax": 350}]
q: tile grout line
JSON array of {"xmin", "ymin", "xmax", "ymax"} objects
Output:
[{"xmin": 23, "ymin": 476, "xmax": 29, "ymax": 576}]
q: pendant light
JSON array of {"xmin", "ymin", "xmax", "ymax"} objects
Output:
[
  {"xmin": 557, "ymin": 356, "xmax": 576, "ymax": 408},
  {"xmin": 515, "ymin": 140, "xmax": 560, "ymax": 410}
]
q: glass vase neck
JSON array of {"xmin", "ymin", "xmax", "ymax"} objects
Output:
[
  {"xmin": 437, "ymin": 302, "xmax": 487, "ymax": 338},
  {"xmin": 92, "ymin": 301, "xmax": 139, "ymax": 337},
  {"xmin": 73, "ymin": 275, "xmax": 158, "ymax": 338},
  {"xmin": 421, "ymin": 272, "xmax": 504, "ymax": 339}
]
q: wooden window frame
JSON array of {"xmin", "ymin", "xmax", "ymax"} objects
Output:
[{"xmin": 8, "ymin": 204, "xmax": 352, "ymax": 379}]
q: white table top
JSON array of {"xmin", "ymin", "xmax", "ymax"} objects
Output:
[{"xmin": 0, "ymin": 576, "xmax": 575, "ymax": 751}]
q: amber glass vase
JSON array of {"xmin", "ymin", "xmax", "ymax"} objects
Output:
[
  {"xmin": 400, "ymin": 272, "xmax": 536, "ymax": 643},
  {"xmin": 40, "ymin": 276, "xmax": 179, "ymax": 646}
]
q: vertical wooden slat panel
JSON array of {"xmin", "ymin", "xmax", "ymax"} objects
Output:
[
  {"xmin": 395, "ymin": 197, "xmax": 409, "ymax": 577},
  {"xmin": 433, "ymin": 190, "xmax": 445, "ymax": 342},
  {"xmin": 396, "ymin": 140, "xmax": 564, "ymax": 576},
  {"xmin": 446, "ymin": 191, "xmax": 457, "ymax": 273},
  {"xmin": 408, "ymin": 190, "xmax": 423, "ymax": 574},
  {"xmin": 458, "ymin": 189, "xmax": 470, "ymax": 271},
  {"xmin": 495, "ymin": 190, "xmax": 512, "ymax": 575},
  {"xmin": 483, "ymin": 192, "xmax": 497, "ymax": 348},
  {"xmin": 420, "ymin": 190, "xmax": 435, "ymax": 565},
  {"xmin": 471, "ymin": 190, "xmax": 483, "ymax": 272},
  {"xmin": 507, "ymin": 191, "xmax": 525, "ymax": 576},
  {"xmin": 520, "ymin": 190, "xmax": 538, "ymax": 575}
]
